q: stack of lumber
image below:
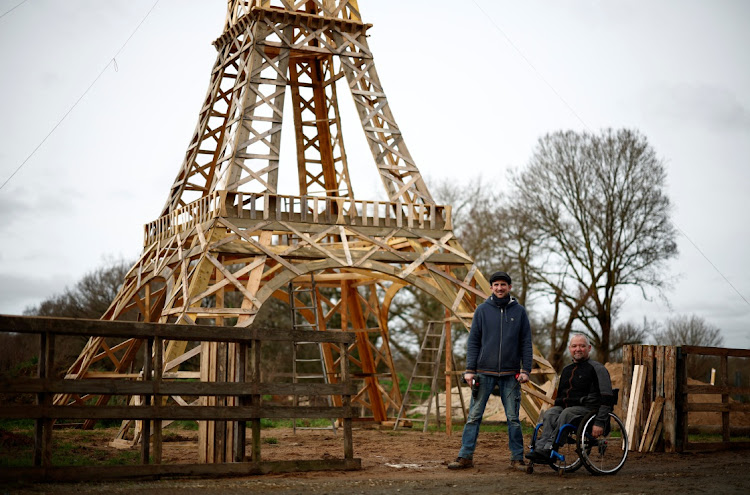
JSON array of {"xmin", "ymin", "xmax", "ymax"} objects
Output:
[{"xmin": 622, "ymin": 345, "xmax": 678, "ymax": 452}]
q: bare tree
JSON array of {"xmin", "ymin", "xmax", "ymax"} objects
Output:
[
  {"xmin": 655, "ymin": 315, "xmax": 724, "ymax": 347},
  {"xmin": 654, "ymin": 314, "xmax": 724, "ymax": 380},
  {"xmin": 23, "ymin": 258, "xmax": 131, "ymax": 318},
  {"xmin": 511, "ymin": 129, "xmax": 678, "ymax": 363}
]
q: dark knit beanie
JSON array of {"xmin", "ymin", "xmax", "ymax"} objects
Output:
[{"xmin": 489, "ymin": 271, "xmax": 512, "ymax": 285}]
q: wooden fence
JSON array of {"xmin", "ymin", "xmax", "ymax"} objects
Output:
[
  {"xmin": 0, "ymin": 315, "xmax": 361, "ymax": 481},
  {"xmin": 623, "ymin": 344, "xmax": 750, "ymax": 453},
  {"xmin": 677, "ymin": 346, "xmax": 750, "ymax": 451}
]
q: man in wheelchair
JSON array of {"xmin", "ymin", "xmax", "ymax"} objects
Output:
[{"xmin": 526, "ymin": 333, "xmax": 614, "ymax": 466}]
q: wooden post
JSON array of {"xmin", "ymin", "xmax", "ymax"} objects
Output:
[
  {"xmin": 643, "ymin": 345, "xmax": 655, "ymax": 415},
  {"xmin": 675, "ymin": 346, "xmax": 687, "ymax": 452},
  {"xmin": 444, "ymin": 314, "xmax": 452, "ymax": 436},
  {"xmin": 153, "ymin": 336, "xmax": 163, "ymax": 465},
  {"xmin": 234, "ymin": 342, "xmax": 247, "ymax": 462},
  {"xmin": 720, "ymin": 355, "xmax": 729, "ymax": 443},
  {"xmin": 33, "ymin": 332, "xmax": 54, "ymax": 468},
  {"xmin": 342, "ymin": 339, "xmax": 353, "ymax": 460},
  {"xmin": 250, "ymin": 338, "xmax": 261, "ymax": 462},
  {"xmin": 141, "ymin": 337, "xmax": 153, "ymax": 465},
  {"xmin": 663, "ymin": 346, "xmax": 677, "ymax": 452}
]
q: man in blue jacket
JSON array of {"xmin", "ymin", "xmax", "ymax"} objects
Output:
[{"xmin": 448, "ymin": 271, "xmax": 533, "ymax": 471}]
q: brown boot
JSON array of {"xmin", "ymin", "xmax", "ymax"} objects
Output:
[
  {"xmin": 447, "ymin": 457, "xmax": 474, "ymax": 469},
  {"xmin": 509, "ymin": 459, "xmax": 526, "ymax": 471}
]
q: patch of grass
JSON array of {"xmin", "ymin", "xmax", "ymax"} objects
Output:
[
  {"xmin": 168, "ymin": 420, "xmax": 199, "ymax": 431},
  {"xmin": 0, "ymin": 419, "xmax": 35, "ymax": 430},
  {"xmin": 259, "ymin": 418, "xmax": 333, "ymax": 429},
  {"xmin": 688, "ymin": 433, "xmax": 750, "ymax": 443},
  {"xmin": 0, "ymin": 425, "xmax": 142, "ymax": 468},
  {"xmin": 263, "ymin": 437, "xmax": 278, "ymax": 445}
]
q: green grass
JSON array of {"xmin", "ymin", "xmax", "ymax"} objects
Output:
[
  {"xmin": 0, "ymin": 433, "xmax": 140, "ymax": 468},
  {"xmin": 168, "ymin": 420, "xmax": 200, "ymax": 431},
  {"xmin": 259, "ymin": 418, "xmax": 333, "ymax": 428},
  {"xmin": 688, "ymin": 433, "xmax": 750, "ymax": 443}
]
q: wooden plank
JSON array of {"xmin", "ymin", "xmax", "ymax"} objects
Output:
[
  {"xmin": 638, "ymin": 400, "xmax": 657, "ymax": 452},
  {"xmin": 649, "ymin": 421, "xmax": 663, "ymax": 452},
  {"xmin": 622, "ymin": 345, "xmax": 633, "ymax": 430},
  {"xmin": 654, "ymin": 345, "xmax": 665, "ymax": 399},
  {"xmin": 663, "ymin": 345, "xmax": 677, "ymax": 452},
  {"xmin": 0, "ymin": 315, "xmax": 356, "ymax": 345},
  {"xmin": 639, "ymin": 397, "xmax": 665, "ymax": 452},
  {"xmin": 642, "ymin": 345, "xmax": 655, "ymax": 420},
  {"xmin": 625, "ymin": 364, "xmax": 646, "ymax": 451}
]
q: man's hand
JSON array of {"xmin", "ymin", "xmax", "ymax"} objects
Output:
[
  {"xmin": 591, "ymin": 425, "xmax": 604, "ymax": 438},
  {"xmin": 464, "ymin": 372, "xmax": 475, "ymax": 385},
  {"xmin": 516, "ymin": 372, "xmax": 529, "ymax": 384}
]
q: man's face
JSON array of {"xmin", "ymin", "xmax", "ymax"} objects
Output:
[
  {"xmin": 568, "ymin": 336, "xmax": 591, "ymax": 362},
  {"xmin": 491, "ymin": 280, "xmax": 511, "ymax": 299}
]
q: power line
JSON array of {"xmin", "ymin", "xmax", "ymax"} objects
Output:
[
  {"xmin": 0, "ymin": 0, "xmax": 162, "ymax": 192},
  {"xmin": 677, "ymin": 227, "xmax": 750, "ymax": 306},
  {"xmin": 0, "ymin": 0, "xmax": 30, "ymax": 20},
  {"xmin": 469, "ymin": 0, "xmax": 749, "ymax": 309},
  {"xmin": 470, "ymin": 0, "xmax": 593, "ymax": 133}
]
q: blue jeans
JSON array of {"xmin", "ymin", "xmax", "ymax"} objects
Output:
[{"xmin": 458, "ymin": 374, "xmax": 524, "ymax": 460}]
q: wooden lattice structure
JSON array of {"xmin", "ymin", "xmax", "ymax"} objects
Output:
[{"xmin": 57, "ymin": 0, "xmax": 554, "ymax": 462}]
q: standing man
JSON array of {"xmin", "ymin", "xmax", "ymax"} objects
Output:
[
  {"xmin": 526, "ymin": 334, "xmax": 613, "ymax": 463},
  {"xmin": 448, "ymin": 271, "xmax": 533, "ymax": 471}
]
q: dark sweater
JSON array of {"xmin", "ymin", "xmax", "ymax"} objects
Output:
[
  {"xmin": 465, "ymin": 296, "xmax": 533, "ymax": 376},
  {"xmin": 555, "ymin": 358, "xmax": 613, "ymax": 426}
]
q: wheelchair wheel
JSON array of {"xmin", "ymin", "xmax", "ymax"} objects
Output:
[
  {"xmin": 577, "ymin": 411, "xmax": 628, "ymax": 475},
  {"xmin": 551, "ymin": 436, "xmax": 583, "ymax": 474},
  {"xmin": 534, "ymin": 424, "xmax": 583, "ymax": 474}
]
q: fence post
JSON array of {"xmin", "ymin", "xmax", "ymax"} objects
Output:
[
  {"xmin": 153, "ymin": 336, "xmax": 163, "ymax": 465},
  {"xmin": 234, "ymin": 342, "xmax": 247, "ymax": 462},
  {"xmin": 342, "ymin": 338, "xmax": 353, "ymax": 460},
  {"xmin": 33, "ymin": 332, "xmax": 54, "ymax": 468},
  {"xmin": 250, "ymin": 338, "xmax": 262, "ymax": 462},
  {"xmin": 675, "ymin": 346, "xmax": 687, "ymax": 452},
  {"xmin": 141, "ymin": 337, "xmax": 153, "ymax": 465}
]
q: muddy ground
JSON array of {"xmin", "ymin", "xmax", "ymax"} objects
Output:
[{"xmin": 3, "ymin": 425, "xmax": 750, "ymax": 495}]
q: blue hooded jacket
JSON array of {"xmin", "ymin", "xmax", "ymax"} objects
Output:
[{"xmin": 465, "ymin": 296, "xmax": 533, "ymax": 376}]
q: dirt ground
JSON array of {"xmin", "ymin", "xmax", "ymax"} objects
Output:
[{"xmin": 3, "ymin": 425, "xmax": 750, "ymax": 495}]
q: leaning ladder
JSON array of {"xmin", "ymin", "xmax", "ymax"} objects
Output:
[
  {"xmin": 288, "ymin": 276, "xmax": 336, "ymax": 433},
  {"xmin": 394, "ymin": 321, "xmax": 448, "ymax": 432}
]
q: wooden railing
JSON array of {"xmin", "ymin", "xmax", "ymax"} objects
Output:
[
  {"xmin": 144, "ymin": 192, "xmax": 453, "ymax": 245},
  {"xmin": 0, "ymin": 315, "xmax": 360, "ymax": 481},
  {"xmin": 144, "ymin": 192, "xmax": 221, "ymax": 246}
]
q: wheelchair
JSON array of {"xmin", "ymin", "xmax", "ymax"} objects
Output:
[{"xmin": 526, "ymin": 391, "xmax": 628, "ymax": 476}]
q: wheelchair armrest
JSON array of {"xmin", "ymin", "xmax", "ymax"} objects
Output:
[{"xmin": 602, "ymin": 388, "xmax": 619, "ymax": 406}]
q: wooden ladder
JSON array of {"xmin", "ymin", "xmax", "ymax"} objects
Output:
[
  {"xmin": 394, "ymin": 321, "xmax": 449, "ymax": 432},
  {"xmin": 288, "ymin": 275, "xmax": 336, "ymax": 433}
]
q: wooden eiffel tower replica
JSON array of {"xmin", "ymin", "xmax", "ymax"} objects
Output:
[{"xmin": 57, "ymin": 0, "xmax": 552, "ymax": 463}]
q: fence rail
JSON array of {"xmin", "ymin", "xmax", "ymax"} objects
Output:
[{"xmin": 0, "ymin": 314, "xmax": 361, "ymax": 481}]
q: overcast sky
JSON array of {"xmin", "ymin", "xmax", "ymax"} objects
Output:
[{"xmin": 1, "ymin": 0, "xmax": 748, "ymax": 348}]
